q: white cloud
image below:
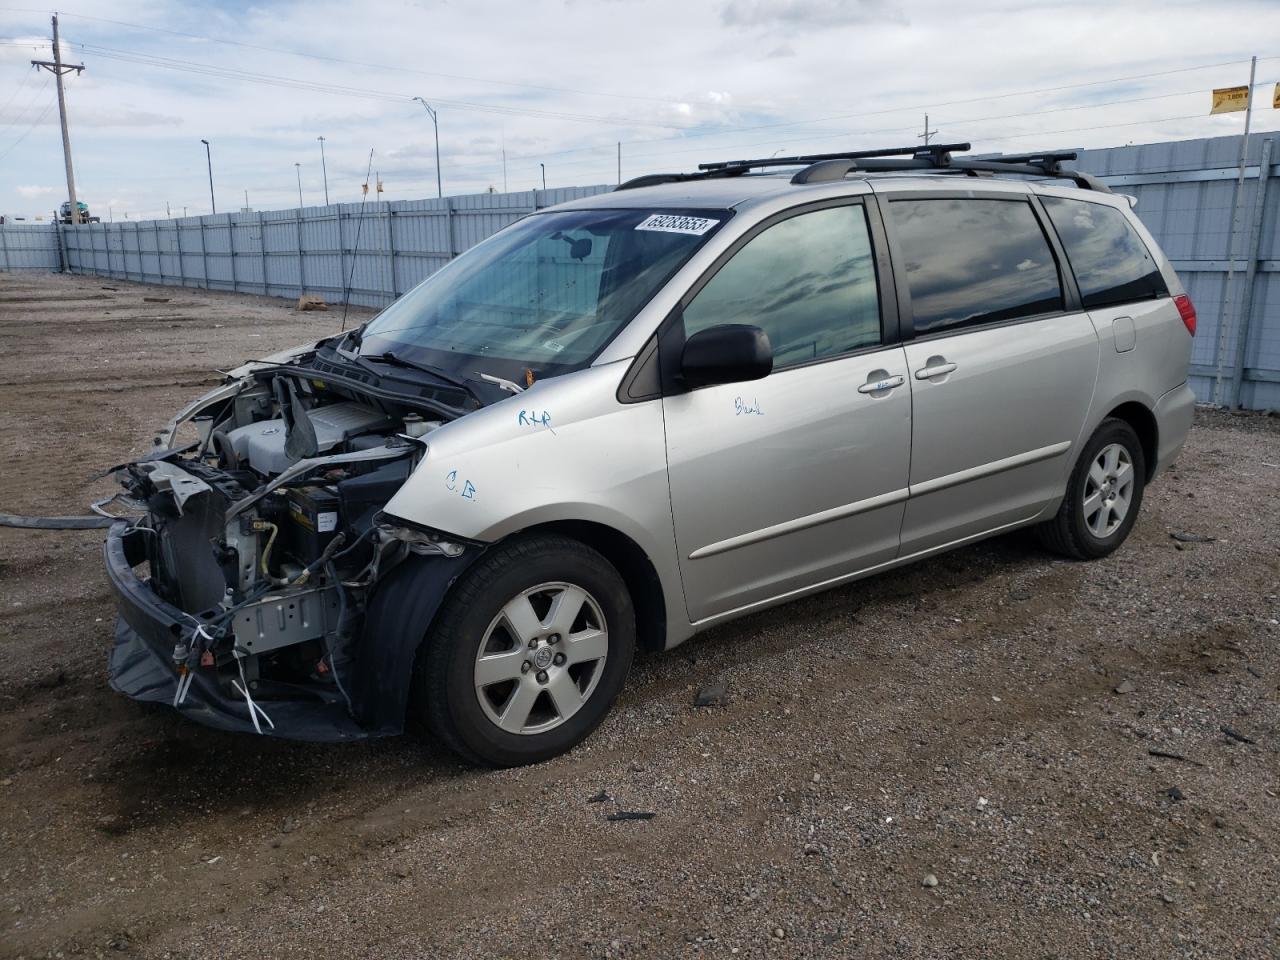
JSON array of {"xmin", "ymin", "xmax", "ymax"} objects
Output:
[
  {"xmin": 16, "ymin": 185, "xmax": 57, "ymax": 198},
  {"xmin": 721, "ymin": 0, "xmax": 906, "ymax": 29},
  {"xmin": 0, "ymin": 0, "xmax": 1276, "ymax": 221}
]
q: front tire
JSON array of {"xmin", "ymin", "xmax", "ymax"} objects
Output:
[
  {"xmin": 412, "ymin": 534, "xmax": 635, "ymax": 767},
  {"xmin": 1037, "ymin": 418, "xmax": 1146, "ymax": 560}
]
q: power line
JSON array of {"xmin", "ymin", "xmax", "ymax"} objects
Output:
[
  {"xmin": 0, "ymin": 73, "xmax": 51, "ymax": 131},
  {"xmin": 0, "ymin": 63, "xmax": 37, "ymax": 115},
  {"xmin": 0, "ymin": 94, "xmax": 56, "ymax": 160},
  {"xmin": 75, "ymin": 42, "xmax": 699, "ymax": 130},
  {"xmin": 496, "ymin": 81, "xmax": 1271, "ymax": 177},
  {"xmin": 39, "ymin": 8, "xmax": 713, "ymax": 108},
  {"xmin": 506, "ymin": 57, "xmax": 1280, "ymax": 165}
]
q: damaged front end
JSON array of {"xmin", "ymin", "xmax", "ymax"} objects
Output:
[{"xmin": 104, "ymin": 347, "xmax": 480, "ymax": 740}]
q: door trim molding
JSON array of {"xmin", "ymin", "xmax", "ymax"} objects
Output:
[
  {"xmin": 910, "ymin": 440, "xmax": 1072, "ymax": 496},
  {"xmin": 688, "ymin": 486, "xmax": 910, "ymax": 560}
]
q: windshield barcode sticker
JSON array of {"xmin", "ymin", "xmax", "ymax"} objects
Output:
[{"xmin": 635, "ymin": 214, "xmax": 719, "ymax": 236}]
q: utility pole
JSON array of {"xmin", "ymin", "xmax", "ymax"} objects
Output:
[
  {"xmin": 918, "ymin": 113, "xmax": 938, "ymax": 147},
  {"xmin": 32, "ymin": 14, "xmax": 85, "ymax": 225},
  {"xmin": 317, "ymin": 136, "xmax": 330, "ymax": 204},
  {"xmin": 201, "ymin": 139, "xmax": 216, "ymax": 213},
  {"xmin": 295, "ymin": 162, "xmax": 304, "ymax": 208},
  {"xmin": 540, "ymin": 163, "xmax": 546, "ymax": 190},
  {"xmin": 412, "ymin": 97, "xmax": 442, "ymax": 198},
  {"xmin": 1213, "ymin": 54, "xmax": 1259, "ymax": 406},
  {"xmin": 166, "ymin": 201, "xmax": 171, "ymax": 218}
]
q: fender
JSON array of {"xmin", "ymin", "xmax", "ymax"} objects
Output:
[{"xmin": 352, "ymin": 550, "xmax": 486, "ymax": 732}]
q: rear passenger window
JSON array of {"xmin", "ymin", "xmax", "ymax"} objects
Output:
[
  {"xmin": 682, "ymin": 204, "xmax": 881, "ymax": 368},
  {"xmin": 1041, "ymin": 196, "xmax": 1168, "ymax": 309},
  {"xmin": 888, "ymin": 198, "xmax": 1063, "ymax": 335}
]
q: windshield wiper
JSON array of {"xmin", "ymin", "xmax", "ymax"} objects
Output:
[{"xmin": 351, "ymin": 350, "xmax": 484, "ymax": 406}]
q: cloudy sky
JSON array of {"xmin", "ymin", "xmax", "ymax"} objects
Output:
[{"xmin": 1, "ymin": 0, "xmax": 1277, "ymax": 220}]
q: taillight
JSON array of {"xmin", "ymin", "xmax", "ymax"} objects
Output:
[{"xmin": 1174, "ymin": 294, "xmax": 1196, "ymax": 336}]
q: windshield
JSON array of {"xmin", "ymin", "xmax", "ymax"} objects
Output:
[{"xmin": 358, "ymin": 207, "xmax": 729, "ymax": 379}]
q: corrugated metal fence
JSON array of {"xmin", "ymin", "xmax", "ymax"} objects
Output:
[
  {"xmin": 0, "ymin": 221, "xmax": 61, "ymax": 270},
  {"xmin": 2, "ymin": 133, "xmax": 1277, "ymax": 409},
  {"xmin": 1073, "ymin": 134, "xmax": 1279, "ymax": 411}
]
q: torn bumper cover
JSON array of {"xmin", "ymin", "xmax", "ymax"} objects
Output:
[{"xmin": 105, "ymin": 520, "xmax": 477, "ymax": 741}]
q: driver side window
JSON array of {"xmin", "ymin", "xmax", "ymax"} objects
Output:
[{"xmin": 682, "ymin": 204, "xmax": 882, "ymax": 368}]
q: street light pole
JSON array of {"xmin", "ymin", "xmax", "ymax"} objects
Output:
[
  {"xmin": 200, "ymin": 139, "xmax": 216, "ymax": 214},
  {"xmin": 540, "ymin": 163, "xmax": 546, "ymax": 190},
  {"xmin": 317, "ymin": 135, "xmax": 329, "ymax": 205},
  {"xmin": 412, "ymin": 97, "xmax": 442, "ymax": 198},
  {"xmin": 295, "ymin": 162, "xmax": 303, "ymax": 208}
]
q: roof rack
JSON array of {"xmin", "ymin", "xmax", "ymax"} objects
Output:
[
  {"xmin": 614, "ymin": 142, "xmax": 1110, "ymax": 193},
  {"xmin": 615, "ymin": 144, "xmax": 968, "ymax": 191}
]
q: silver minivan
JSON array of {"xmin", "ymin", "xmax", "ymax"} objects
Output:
[{"xmin": 104, "ymin": 145, "xmax": 1196, "ymax": 765}]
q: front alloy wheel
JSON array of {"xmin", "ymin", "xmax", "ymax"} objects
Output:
[
  {"xmin": 474, "ymin": 582, "xmax": 610, "ymax": 735},
  {"xmin": 412, "ymin": 534, "xmax": 635, "ymax": 767}
]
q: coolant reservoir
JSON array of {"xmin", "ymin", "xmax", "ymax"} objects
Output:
[{"xmin": 402, "ymin": 414, "xmax": 442, "ymax": 438}]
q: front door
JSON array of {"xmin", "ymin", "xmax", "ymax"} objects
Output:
[
  {"xmin": 879, "ymin": 193, "xmax": 1100, "ymax": 555},
  {"xmin": 661, "ymin": 201, "xmax": 912, "ymax": 623}
]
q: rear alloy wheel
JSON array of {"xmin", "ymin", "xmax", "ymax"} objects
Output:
[
  {"xmin": 1082, "ymin": 442, "xmax": 1136, "ymax": 539},
  {"xmin": 1037, "ymin": 417, "xmax": 1146, "ymax": 560},
  {"xmin": 413, "ymin": 534, "xmax": 635, "ymax": 767}
]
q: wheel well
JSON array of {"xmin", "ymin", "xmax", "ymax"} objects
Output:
[
  {"xmin": 518, "ymin": 520, "xmax": 668, "ymax": 654},
  {"xmin": 1105, "ymin": 401, "xmax": 1158, "ymax": 480}
]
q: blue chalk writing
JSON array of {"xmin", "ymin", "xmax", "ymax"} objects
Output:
[
  {"xmin": 517, "ymin": 408, "xmax": 555, "ymax": 433},
  {"xmin": 734, "ymin": 397, "xmax": 764, "ymax": 417},
  {"xmin": 444, "ymin": 469, "xmax": 477, "ymax": 502}
]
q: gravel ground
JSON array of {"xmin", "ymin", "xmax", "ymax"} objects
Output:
[{"xmin": 1, "ymin": 270, "xmax": 1278, "ymax": 960}]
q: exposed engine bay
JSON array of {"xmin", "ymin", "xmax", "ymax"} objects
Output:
[{"xmin": 106, "ymin": 345, "xmax": 482, "ymax": 739}]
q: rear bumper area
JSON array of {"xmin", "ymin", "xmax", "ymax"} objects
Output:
[
  {"xmin": 104, "ymin": 521, "xmax": 379, "ymax": 742},
  {"xmin": 1152, "ymin": 383, "xmax": 1196, "ymax": 479}
]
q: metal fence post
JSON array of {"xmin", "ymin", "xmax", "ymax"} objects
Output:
[
  {"xmin": 199, "ymin": 218, "xmax": 209, "ymax": 287},
  {"xmin": 134, "ymin": 223, "xmax": 144, "ymax": 282},
  {"xmin": 0, "ymin": 227, "xmax": 9, "ymax": 272},
  {"xmin": 54, "ymin": 223, "xmax": 67, "ymax": 273},
  {"xmin": 296, "ymin": 209, "xmax": 306, "ymax": 297},
  {"xmin": 256, "ymin": 211, "xmax": 267, "ymax": 295},
  {"xmin": 446, "ymin": 198, "xmax": 456, "ymax": 263},
  {"xmin": 153, "ymin": 219, "xmax": 164, "ymax": 285},
  {"xmin": 1229, "ymin": 137, "xmax": 1273, "ymax": 409},
  {"xmin": 176, "ymin": 220, "xmax": 186, "ymax": 287},
  {"xmin": 385, "ymin": 201, "xmax": 395, "ymax": 303},
  {"xmin": 335, "ymin": 208, "xmax": 344, "ymax": 302},
  {"xmin": 228, "ymin": 215, "xmax": 238, "ymax": 294}
]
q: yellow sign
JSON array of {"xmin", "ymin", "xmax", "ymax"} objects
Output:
[
  {"xmin": 1211, "ymin": 85, "xmax": 1250, "ymax": 114},
  {"xmin": 1274, "ymin": 82, "xmax": 1280, "ymax": 109}
]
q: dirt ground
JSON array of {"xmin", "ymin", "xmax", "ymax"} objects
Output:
[{"xmin": 1, "ymin": 270, "xmax": 1278, "ymax": 960}]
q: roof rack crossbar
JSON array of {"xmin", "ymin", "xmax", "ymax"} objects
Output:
[{"xmin": 698, "ymin": 142, "xmax": 971, "ymax": 172}]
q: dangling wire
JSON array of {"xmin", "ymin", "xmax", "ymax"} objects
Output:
[{"xmin": 341, "ymin": 147, "xmax": 376, "ymax": 332}]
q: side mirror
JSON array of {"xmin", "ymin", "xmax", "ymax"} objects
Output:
[{"xmin": 680, "ymin": 324, "xmax": 773, "ymax": 389}]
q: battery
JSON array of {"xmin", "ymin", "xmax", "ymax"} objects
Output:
[{"xmin": 284, "ymin": 485, "xmax": 341, "ymax": 562}]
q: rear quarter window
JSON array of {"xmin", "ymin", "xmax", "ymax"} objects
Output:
[{"xmin": 1040, "ymin": 196, "xmax": 1168, "ymax": 309}]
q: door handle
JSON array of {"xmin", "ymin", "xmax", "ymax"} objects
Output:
[
  {"xmin": 914, "ymin": 362, "xmax": 957, "ymax": 380},
  {"xmin": 858, "ymin": 374, "xmax": 905, "ymax": 394}
]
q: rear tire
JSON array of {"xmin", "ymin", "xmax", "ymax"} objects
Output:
[
  {"xmin": 411, "ymin": 534, "xmax": 635, "ymax": 767},
  {"xmin": 1037, "ymin": 418, "xmax": 1146, "ymax": 560}
]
